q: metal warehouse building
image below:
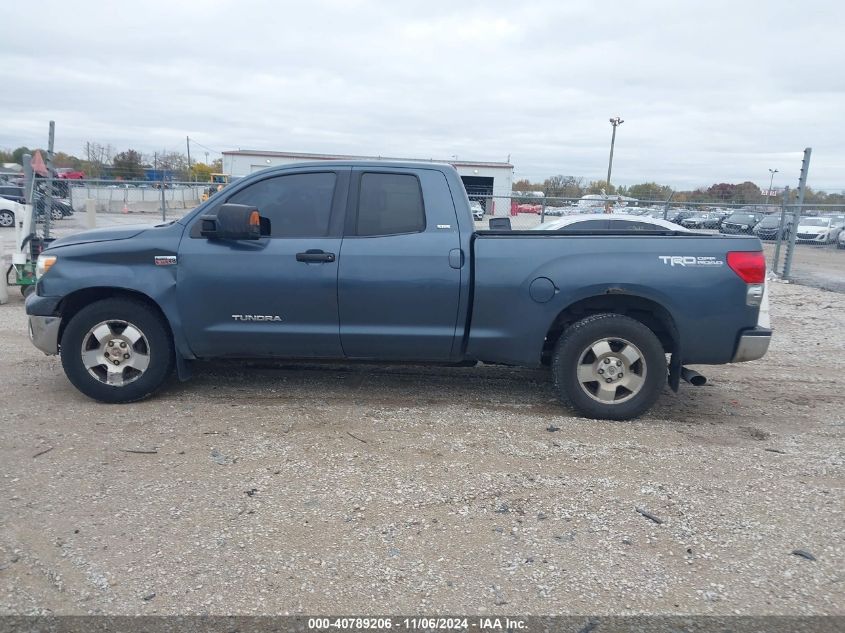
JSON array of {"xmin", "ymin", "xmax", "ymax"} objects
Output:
[{"xmin": 222, "ymin": 150, "xmax": 514, "ymax": 216}]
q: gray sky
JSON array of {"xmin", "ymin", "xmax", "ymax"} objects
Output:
[{"xmin": 2, "ymin": 0, "xmax": 843, "ymax": 190}]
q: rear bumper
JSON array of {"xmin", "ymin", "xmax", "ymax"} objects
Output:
[
  {"xmin": 731, "ymin": 327, "xmax": 772, "ymax": 362},
  {"xmin": 28, "ymin": 315, "xmax": 62, "ymax": 355}
]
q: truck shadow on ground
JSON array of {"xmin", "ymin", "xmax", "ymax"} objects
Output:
[{"xmin": 167, "ymin": 359, "xmax": 736, "ymax": 425}]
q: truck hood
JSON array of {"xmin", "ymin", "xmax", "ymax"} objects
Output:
[{"xmin": 47, "ymin": 224, "xmax": 152, "ymax": 248}]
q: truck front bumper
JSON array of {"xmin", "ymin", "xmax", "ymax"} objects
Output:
[
  {"xmin": 731, "ymin": 327, "xmax": 772, "ymax": 362},
  {"xmin": 29, "ymin": 315, "xmax": 62, "ymax": 355}
]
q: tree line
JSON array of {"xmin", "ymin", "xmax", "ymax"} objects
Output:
[
  {"xmin": 514, "ymin": 175, "xmax": 845, "ymax": 206},
  {"xmin": 0, "ymin": 144, "xmax": 222, "ymax": 182}
]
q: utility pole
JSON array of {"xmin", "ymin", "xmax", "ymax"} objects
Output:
[
  {"xmin": 767, "ymin": 168, "xmax": 778, "ymax": 202},
  {"xmin": 605, "ymin": 116, "xmax": 624, "ymax": 213},
  {"xmin": 43, "ymin": 121, "xmax": 56, "ymax": 239},
  {"xmin": 186, "ymin": 136, "xmax": 192, "ymax": 182}
]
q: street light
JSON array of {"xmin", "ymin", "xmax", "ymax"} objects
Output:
[
  {"xmin": 606, "ymin": 116, "xmax": 624, "ymax": 213},
  {"xmin": 767, "ymin": 168, "xmax": 779, "ymax": 200}
]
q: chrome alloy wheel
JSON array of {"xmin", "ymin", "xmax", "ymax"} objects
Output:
[
  {"xmin": 80, "ymin": 320, "xmax": 151, "ymax": 386},
  {"xmin": 575, "ymin": 337, "xmax": 647, "ymax": 404}
]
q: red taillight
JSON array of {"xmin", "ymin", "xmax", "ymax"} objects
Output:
[{"xmin": 727, "ymin": 251, "xmax": 766, "ymax": 283}]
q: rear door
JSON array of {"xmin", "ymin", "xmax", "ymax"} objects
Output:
[{"xmin": 337, "ymin": 168, "xmax": 463, "ymax": 360}]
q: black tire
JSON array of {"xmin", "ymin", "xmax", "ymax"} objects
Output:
[
  {"xmin": 50, "ymin": 208, "xmax": 63, "ymax": 221},
  {"xmin": 21, "ymin": 285, "xmax": 35, "ymax": 298},
  {"xmin": 60, "ymin": 298, "xmax": 174, "ymax": 403},
  {"xmin": 0, "ymin": 210, "xmax": 13, "ymax": 228},
  {"xmin": 552, "ymin": 313, "xmax": 666, "ymax": 420}
]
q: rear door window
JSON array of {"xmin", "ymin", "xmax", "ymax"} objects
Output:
[{"xmin": 356, "ymin": 173, "xmax": 425, "ymax": 236}]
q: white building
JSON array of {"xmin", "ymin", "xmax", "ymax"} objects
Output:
[{"xmin": 222, "ymin": 150, "xmax": 514, "ymax": 215}]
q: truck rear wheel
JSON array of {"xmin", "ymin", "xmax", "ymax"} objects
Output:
[
  {"xmin": 60, "ymin": 298, "xmax": 174, "ymax": 403},
  {"xmin": 552, "ymin": 313, "xmax": 665, "ymax": 420}
]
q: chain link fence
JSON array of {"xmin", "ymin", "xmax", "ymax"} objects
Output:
[
  {"xmin": 60, "ymin": 179, "xmax": 211, "ymax": 214},
  {"xmin": 7, "ymin": 174, "xmax": 840, "ymax": 292},
  {"xmin": 469, "ymin": 192, "xmax": 844, "ymax": 292},
  {"xmin": 767, "ymin": 201, "xmax": 845, "ymax": 292}
]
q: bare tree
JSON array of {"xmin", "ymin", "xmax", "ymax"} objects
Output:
[{"xmin": 83, "ymin": 141, "xmax": 114, "ymax": 178}]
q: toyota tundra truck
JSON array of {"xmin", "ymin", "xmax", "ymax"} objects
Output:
[{"xmin": 25, "ymin": 161, "xmax": 771, "ymax": 420}]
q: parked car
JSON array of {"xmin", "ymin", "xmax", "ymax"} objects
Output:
[
  {"xmin": 531, "ymin": 213, "xmax": 691, "ymax": 233},
  {"xmin": 838, "ymin": 229, "xmax": 845, "ymax": 249},
  {"xmin": 720, "ymin": 212, "xmax": 764, "ymax": 235},
  {"xmin": 56, "ymin": 168, "xmax": 86, "ymax": 180},
  {"xmin": 753, "ymin": 214, "xmax": 793, "ymax": 240},
  {"xmin": 0, "ymin": 196, "xmax": 18, "ymax": 228},
  {"xmin": 0, "ymin": 185, "xmax": 26, "ymax": 204},
  {"xmin": 663, "ymin": 210, "xmax": 696, "ymax": 225},
  {"xmin": 470, "ymin": 200, "xmax": 484, "ymax": 221},
  {"xmin": 822, "ymin": 214, "xmax": 845, "ymax": 229},
  {"xmin": 795, "ymin": 217, "xmax": 842, "ymax": 244},
  {"xmin": 681, "ymin": 212, "xmax": 724, "ymax": 230},
  {"xmin": 26, "ymin": 161, "xmax": 770, "ymax": 421}
]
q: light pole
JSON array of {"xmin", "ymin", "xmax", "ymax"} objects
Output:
[
  {"xmin": 767, "ymin": 168, "xmax": 778, "ymax": 202},
  {"xmin": 606, "ymin": 116, "xmax": 624, "ymax": 213}
]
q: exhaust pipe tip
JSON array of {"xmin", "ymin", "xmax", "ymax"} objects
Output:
[{"xmin": 681, "ymin": 367, "xmax": 707, "ymax": 386}]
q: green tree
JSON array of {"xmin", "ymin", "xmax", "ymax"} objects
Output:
[
  {"xmin": 625, "ymin": 182, "xmax": 672, "ymax": 202},
  {"xmin": 112, "ymin": 149, "xmax": 145, "ymax": 180},
  {"xmin": 542, "ymin": 175, "xmax": 583, "ymax": 200},
  {"xmin": 11, "ymin": 146, "xmax": 31, "ymax": 165},
  {"xmin": 585, "ymin": 180, "xmax": 616, "ymax": 195},
  {"xmin": 190, "ymin": 162, "xmax": 215, "ymax": 181},
  {"xmin": 53, "ymin": 152, "xmax": 84, "ymax": 169},
  {"xmin": 733, "ymin": 181, "xmax": 762, "ymax": 204},
  {"xmin": 513, "ymin": 178, "xmax": 542, "ymax": 192}
]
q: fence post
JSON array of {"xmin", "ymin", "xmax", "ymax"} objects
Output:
[
  {"xmin": 782, "ymin": 148, "xmax": 812, "ymax": 281},
  {"xmin": 540, "ymin": 198, "xmax": 546, "ymax": 224},
  {"xmin": 86, "ymin": 198, "xmax": 97, "ymax": 229},
  {"xmin": 0, "ymin": 238, "xmax": 8, "ymax": 304},
  {"xmin": 771, "ymin": 187, "xmax": 789, "ymax": 275}
]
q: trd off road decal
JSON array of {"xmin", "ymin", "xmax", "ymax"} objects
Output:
[{"xmin": 658, "ymin": 255, "xmax": 723, "ymax": 267}]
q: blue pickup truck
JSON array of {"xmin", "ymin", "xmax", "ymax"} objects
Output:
[{"xmin": 26, "ymin": 161, "xmax": 771, "ymax": 420}]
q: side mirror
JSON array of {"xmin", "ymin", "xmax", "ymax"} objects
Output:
[{"xmin": 200, "ymin": 204, "xmax": 269, "ymax": 240}]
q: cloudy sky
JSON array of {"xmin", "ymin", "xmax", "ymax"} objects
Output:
[{"xmin": 2, "ymin": 0, "xmax": 843, "ymax": 190}]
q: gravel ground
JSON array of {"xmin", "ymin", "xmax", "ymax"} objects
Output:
[{"xmin": 0, "ymin": 279, "xmax": 843, "ymax": 616}]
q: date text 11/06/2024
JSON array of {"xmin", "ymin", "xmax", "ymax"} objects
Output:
[{"xmin": 307, "ymin": 617, "xmax": 527, "ymax": 630}]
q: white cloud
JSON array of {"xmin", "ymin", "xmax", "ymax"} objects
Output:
[{"xmin": 1, "ymin": 0, "xmax": 843, "ymax": 190}]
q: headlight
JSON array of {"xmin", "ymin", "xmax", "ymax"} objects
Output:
[{"xmin": 36, "ymin": 254, "xmax": 57, "ymax": 279}]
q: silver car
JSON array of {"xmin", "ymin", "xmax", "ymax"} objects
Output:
[
  {"xmin": 470, "ymin": 200, "xmax": 484, "ymax": 221},
  {"xmin": 795, "ymin": 217, "xmax": 842, "ymax": 244}
]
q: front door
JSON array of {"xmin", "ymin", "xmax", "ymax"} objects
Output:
[{"xmin": 177, "ymin": 169, "xmax": 348, "ymax": 358}]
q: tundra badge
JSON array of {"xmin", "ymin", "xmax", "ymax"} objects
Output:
[{"xmin": 232, "ymin": 315, "xmax": 283, "ymax": 322}]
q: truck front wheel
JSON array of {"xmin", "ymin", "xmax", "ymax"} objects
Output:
[
  {"xmin": 552, "ymin": 314, "xmax": 665, "ymax": 420},
  {"xmin": 60, "ymin": 298, "xmax": 175, "ymax": 403}
]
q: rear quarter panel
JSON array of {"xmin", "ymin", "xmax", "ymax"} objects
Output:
[{"xmin": 468, "ymin": 233, "xmax": 763, "ymax": 366}]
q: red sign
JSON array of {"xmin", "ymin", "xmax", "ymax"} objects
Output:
[{"xmin": 30, "ymin": 151, "xmax": 48, "ymax": 177}]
